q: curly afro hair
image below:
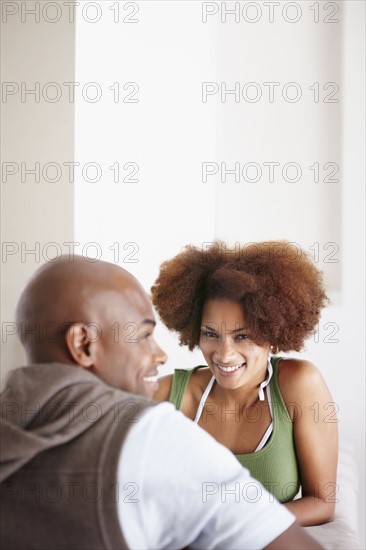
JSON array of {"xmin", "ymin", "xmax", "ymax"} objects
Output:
[{"xmin": 151, "ymin": 241, "xmax": 328, "ymax": 352}]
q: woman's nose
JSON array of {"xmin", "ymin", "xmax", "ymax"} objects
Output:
[{"xmin": 214, "ymin": 339, "xmax": 237, "ymax": 364}]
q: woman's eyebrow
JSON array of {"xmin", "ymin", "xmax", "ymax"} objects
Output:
[
  {"xmin": 201, "ymin": 324, "xmax": 248, "ymax": 333},
  {"xmin": 223, "ymin": 326, "xmax": 248, "ymax": 334}
]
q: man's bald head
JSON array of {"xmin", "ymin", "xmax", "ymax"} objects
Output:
[
  {"xmin": 16, "ymin": 256, "xmax": 147, "ymax": 363},
  {"xmin": 15, "ymin": 255, "xmax": 166, "ymax": 397}
]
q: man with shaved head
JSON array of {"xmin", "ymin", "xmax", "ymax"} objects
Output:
[
  {"xmin": 0, "ymin": 256, "xmax": 321, "ymax": 550},
  {"xmin": 15, "ymin": 256, "xmax": 166, "ymax": 396}
]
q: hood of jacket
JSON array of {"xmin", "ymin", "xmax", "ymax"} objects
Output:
[{"xmin": 0, "ymin": 363, "xmax": 140, "ymax": 483}]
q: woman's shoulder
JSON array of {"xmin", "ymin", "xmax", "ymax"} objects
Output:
[
  {"xmin": 153, "ymin": 374, "xmax": 174, "ymax": 402},
  {"xmin": 276, "ymin": 357, "xmax": 330, "ymax": 419},
  {"xmin": 277, "ymin": 357, "xmax": 323, "ymax": 390},
  {"xmin": 188, "ymin": 365, "xmax": 212, "ymax": 395},
  {"xmin": 153, "ymin": 366, "xmax": 211, "ymax": 403}
]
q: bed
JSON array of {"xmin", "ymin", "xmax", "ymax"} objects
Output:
[{"xmin": 304, "ymin": 444, "xmax": 362, "ymax": 549}]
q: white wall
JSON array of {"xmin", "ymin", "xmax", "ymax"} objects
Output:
[
  {"xmin": 340, "ymin": 1, "xmax": 365, "ymax": 542},
  {"xmin": 212, "ymin": 5, "xmax": 342, "ymax": 294},
  {"xmin": 1, "ymin": 3, "xmax": 75, "ymax": 380}
]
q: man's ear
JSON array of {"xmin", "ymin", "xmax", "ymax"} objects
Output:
[{"xmin": 65, "ymin": 323, "xmax": 98, "ymax": 367}]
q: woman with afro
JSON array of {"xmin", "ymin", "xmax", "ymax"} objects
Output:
[{"xmin": 152, "ymin": 240, "xmax": 338, "ymax": 527}]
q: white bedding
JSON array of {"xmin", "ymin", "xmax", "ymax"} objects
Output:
[{"xmin": 304, "ymin": 445, "xmax": 362, "ymax": 549}]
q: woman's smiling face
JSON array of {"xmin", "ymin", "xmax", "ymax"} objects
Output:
[{"xmin": 199, "ymin": 299, "xmax": 271, "ymax": 390}]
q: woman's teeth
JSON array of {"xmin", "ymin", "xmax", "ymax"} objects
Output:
[{"xmin": 216, "ymin": 363, "xmax": 245, "ymax": 373}]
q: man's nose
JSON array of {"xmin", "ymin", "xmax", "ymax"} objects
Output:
[{"xmin": 154, "ymin": 341, "xmax": 167, "ymax": 365}]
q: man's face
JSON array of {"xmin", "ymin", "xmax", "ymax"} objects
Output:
[{"xmin": 91, "ymin": 282, "xmax": 167, "ymax": 398}]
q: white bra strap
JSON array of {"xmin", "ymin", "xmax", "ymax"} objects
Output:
[
  {"xmin": 254, "ymin": 382, "xmax": 274, "ymax": 451},
  {"xmin": 258, "ymin": 356, "xmax": 273, "ymax": 401},
  {"xmin": 254, "ymin": 420, "xmax": 273, "ymax": 451},
  {"xmin": 266, "ymin": 381, "xmax": 273, "ymax": 417},
  {"xmin": 194, "ymin": 376, "xmax": 215, "ymax": 424}
]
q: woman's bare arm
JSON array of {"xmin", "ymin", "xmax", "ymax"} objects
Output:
[
  {"xmin": 265, "ymin": 521, "xmax": 322, "ymax": 549},
  {"xmin": 279, "ymin": 359, "xmax": 338, "ymax": 526}
]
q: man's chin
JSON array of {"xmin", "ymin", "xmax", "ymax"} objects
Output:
[{"xmin": 139, "ymin": 379, "xmax": 159, "ymax": 399}]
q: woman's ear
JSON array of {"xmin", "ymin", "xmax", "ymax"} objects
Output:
[{"xmin": 65, "ymin": 323, "xmax": 98, "ymax": 367}]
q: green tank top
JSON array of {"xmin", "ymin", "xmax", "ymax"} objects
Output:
[{"xmin": 169, "ymin": 356, "xmax": 300, "ymax": 503}]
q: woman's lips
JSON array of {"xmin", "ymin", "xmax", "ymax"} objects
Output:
[{"xmin": 214, "ymin": 363, "xmax": 246, "ymax": 377}]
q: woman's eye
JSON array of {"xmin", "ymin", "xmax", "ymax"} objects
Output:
[
  {"xmin": 201, "ymin": 330, "xmax": 217, "ymax": 339},
  {"xmin": 236, "ymin": 334, "xmax": 249, "ymax": 341}
]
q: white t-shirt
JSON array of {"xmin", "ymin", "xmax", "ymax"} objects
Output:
[{"xmin": 117, "ymin": 402, "xmax": 295, "ymax": 550}]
